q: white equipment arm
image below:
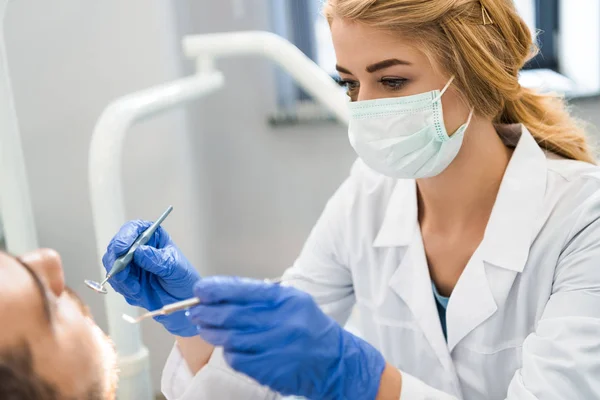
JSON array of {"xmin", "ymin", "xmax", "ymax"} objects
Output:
[
  {"xmin": 0, "ymin": 0, "xmax": 38, "ymax": 254},
  {"xmin": 183, "ymin": 31, "xmax": 349, "ymax": 124}
]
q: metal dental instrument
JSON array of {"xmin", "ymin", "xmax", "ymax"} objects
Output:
[
  {"xmin": 85, "ymin": 205, "xmax": 174, "ymax": 294},
  {"xmin": 122, "ymin": 297, "xmax": 202, "ymax": 324},
  {"xmin": 122, "ymin": 277, "xmax": 283, "ymax": 324}
]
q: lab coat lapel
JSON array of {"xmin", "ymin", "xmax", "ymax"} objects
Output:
[
  {"xmin": 389, "ymin": 229, "xmax": 453, "ymax": 371},
  {"xmin": 447, "ymin": 126, "xmax": 547, "ymax": 352},
  {"xmin": 374, "ymin": 180, "xmax": 453, "ymax": 371},
  {"xmin": 446, "ymin": 253, "xmax": 499, "ymax": 352}
]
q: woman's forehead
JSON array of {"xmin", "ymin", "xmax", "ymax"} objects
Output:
[{"xmin": 330, "ymin": 18, "xmax": 428, "ymax": 68}]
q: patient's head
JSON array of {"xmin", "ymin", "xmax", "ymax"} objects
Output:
[{"xmin": 0, "ymin": 249, "xmax": 117, "ymax": 399}]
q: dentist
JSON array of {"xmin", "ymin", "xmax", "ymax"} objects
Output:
[{"xmin": 104, "ymin": 0, "xmax": 600, "ymax": 399}]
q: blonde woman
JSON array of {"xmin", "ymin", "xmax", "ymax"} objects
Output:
[{"xmin": 104, "ymin": 1, "xmax": 600, "ymax": 399}]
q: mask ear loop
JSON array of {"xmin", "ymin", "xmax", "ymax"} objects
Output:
[
  {"xmin": 432, "ymin": 76, "xmax": 456, "ymax": 103},
  {"xmin": 464, "ymin": 108, "xmax": 475, "ymax": 130},
  {"xmin": 433, "ymin": 76, "xmax": 475, "ymax": 130}
]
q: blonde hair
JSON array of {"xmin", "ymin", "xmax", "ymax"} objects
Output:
[{"xmin": 324, "ymin": 0, "xmax": 596, "ymax": 163}]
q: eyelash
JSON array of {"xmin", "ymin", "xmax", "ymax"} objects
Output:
[{"xmin": 336, "ymin": 77, "xmax": 409, "ymax": 98}]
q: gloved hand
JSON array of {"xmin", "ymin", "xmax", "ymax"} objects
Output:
[
  {"xmin": 187, "ymin": 277, "xmax": 386, "ymax": 400},
  {"xmin": 102, "ymin": 220, "xmax": 201, "ymax": 337}
]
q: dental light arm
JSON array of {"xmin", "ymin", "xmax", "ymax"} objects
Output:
[{"xmin": 183, "ymin": 31, "xmax": 349, "ymax": 125}]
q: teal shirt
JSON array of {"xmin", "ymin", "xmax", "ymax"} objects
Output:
[{"xmin": 432, "ymin": 282, "xmax": 450, "ymax": 340}]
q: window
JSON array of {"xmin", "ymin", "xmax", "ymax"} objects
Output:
[
  {"xmin": 269, "ymin": 0, "xmax": 341, "ymax": 125},
  {"xmin": 519, "ymin": 0, "xmax": 559, "ymax": 71},
  {"xmin": 270, "ymin": 0, "xmax": 320, "ymax": 104}
]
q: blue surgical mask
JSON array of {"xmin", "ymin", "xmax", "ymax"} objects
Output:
[{"xmin": 348, "ymin": 76, "xmax": 473, "ymax": 179}]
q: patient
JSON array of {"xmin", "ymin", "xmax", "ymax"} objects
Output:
[{"xmin": 0, "ymin": 249, "xmax": 118, "ymax": 399}]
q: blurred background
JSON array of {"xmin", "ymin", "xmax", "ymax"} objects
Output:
[{"xmin": 1, "ymin": 0, "xmax": 598, "ymax": 397}]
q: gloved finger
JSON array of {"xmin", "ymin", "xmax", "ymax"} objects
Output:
[
  {"xmin": 110, "ymin": 260, "xmax": 137, "ymax": 283},
  {"xmin": 194, "ymin": 326, "xmax": 234, "ymax": 347},
  {"xmin": 133, "ymin": 245, "xmax": 179, "ymax": 278},
  {"xmin": 193, "ymin": 276, "xmax": 283, "ymax": 305},
  {"xmin": 105, "ymin": 220, "xmax": 172, "ymax": 255},
  {"xmin": 222, "ymin": 351, "xmax": 275, "ymax": 383},
  {"xmin": 108, "ymin": 265, "xmax": 141, "ymax": 294},
  {"xmin": 106, "ymin": 220, "xmax": 152, "ymax": 256},
  {"xmin": 101, "ymin": 249, "xmax": 115, "ymax": 275},
  {"xmin": 150, "ymin": 225, "xmax": 172, "ymax": 248},
  {"xmin": 187, "ymin": 303, "xmax": 276, "ymax": 330},
  {"xmin": 102, "ymin": 239, "xmax": 125, "ymax": 276},
  {"xmin": 196, "ymin": 326, "xmax": 273, "ymax": 352},
  {"xmin": 122, "ymin": 290, "xmax": 144, "ymax": 306}
]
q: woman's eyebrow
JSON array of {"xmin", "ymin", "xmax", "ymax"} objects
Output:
[
  {"xmin": 14, "ymin": 257, "xmax": 53, "ymax": 325},
  {"xmin": 335, "ymin": 64, "xmax": 352, "ymax": 74},
  {"xmin": 366, "ymin": 58, "xmax": 411, "ymax": 73},
  {"xmin": 336, "ymin": 58, "xmax": 412, "ymax": 75}
]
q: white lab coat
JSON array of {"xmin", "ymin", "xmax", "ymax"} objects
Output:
[{"xmin": 162, "ymin": 126, "xmax": 600, "ymax": 400}]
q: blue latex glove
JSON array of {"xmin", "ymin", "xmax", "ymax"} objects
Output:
[
  {"xmin": 102, "ymin": 220, "xmax": 200, "ymax": 337},
  {"xmin": 187, "ymin": 277, "xmax": 386, "ymax": 399}
]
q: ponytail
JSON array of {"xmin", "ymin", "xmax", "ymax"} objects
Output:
[{"xmin": 499, "ymin": 88, "xmax": 595, "ymax": 163}]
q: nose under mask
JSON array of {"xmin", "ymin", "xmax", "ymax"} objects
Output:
[{"xmin": 347, "ymin": 76, "xmax": 473, "ymax": 179}]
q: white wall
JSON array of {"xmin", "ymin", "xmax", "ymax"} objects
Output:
[
  {"xmin": 559, "ymin": 0, "xmax": 600, "ymax": 95},
  {"xmin": 174, "ymin": 0, "xmax": 355, "ymax": 280},
  {"xmin": 4, "ymin": 0, "xmax": 205, "ymax": 388}
]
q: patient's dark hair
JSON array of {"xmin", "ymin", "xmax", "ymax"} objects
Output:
[{"xmin": 0, "ymin": 342, "xmax": 103, "ymax": 400}]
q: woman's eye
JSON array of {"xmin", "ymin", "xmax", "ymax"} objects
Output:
[
  {"xmin": 337, "ymin": 79, "xmax": 360, "ymax": 94},
  {"xmin": 380, "ymin": 78, "xmax": 408, "ymax": 91}
]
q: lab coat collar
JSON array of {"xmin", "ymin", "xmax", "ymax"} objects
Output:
[
  {"xmin": 373, "ymin": 125, "xmax": 547, "ymax": 274},
  {"xmin": 372, "ymin": 179, "xmax": 417, "ymax": 247},
  {"xmin": 480, "ymin": 125, "xmax": 547, "ymax": 272}
]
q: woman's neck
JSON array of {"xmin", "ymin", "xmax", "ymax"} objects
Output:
[{"xmin": 417, "ymin": 118, "xmax": 513, "ymax": 233}]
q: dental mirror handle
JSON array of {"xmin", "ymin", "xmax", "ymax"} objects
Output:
[
  {"xmin": 162, "ymin": 297, "xmax": 201, "ymax": 315},
  {"xmin": 105, "ymin": 205, "xmax": 174, "ymax": 280}
]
